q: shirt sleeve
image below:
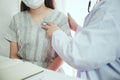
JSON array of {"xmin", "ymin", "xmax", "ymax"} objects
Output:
[
  {"xmin": 5, "ymin": 16, "xmax": 17, "ymax": 42},
  {"xmin": 52, "ymin": 8, "xmax": 120, "ymax": 71},
  {"xmin": 56, "ymin": 12, "xmax": 71, "ymax": 36}
]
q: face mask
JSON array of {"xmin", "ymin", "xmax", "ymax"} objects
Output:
[{"xmin": 22, "ymin": 0, "xmax": 44, "ymax": 9}]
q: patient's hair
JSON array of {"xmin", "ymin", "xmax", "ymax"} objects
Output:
[{"xmin": 21, "ymin": 0, "xmax": 55, "ymax": 11}]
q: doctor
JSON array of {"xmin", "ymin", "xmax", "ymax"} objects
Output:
[{"xmin": 42, "ymin": 0, "xmax": 120, "ymax": 80}]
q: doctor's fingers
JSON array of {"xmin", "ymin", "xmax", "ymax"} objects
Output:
[
  {"xmin": 46, "ymin": 22, "xmax": 54, "ymax": 26},
  {"xmin": 42, "ymin": 22, "xmax": 60, "ymax": 31},
  {"xmin": 42, "ymin": 25, "xmax": 49, "ymax": 31},
  {"xmin": 42, "ymin": 25, "xmax": 51, "ymax": 38},
  {"xmin": 42, "ymin": 22, "xmax": 54, "ymax": 31}
]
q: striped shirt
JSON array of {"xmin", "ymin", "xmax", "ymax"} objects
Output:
[{"xmin": 5, "ymin": 9, "xmax": 71, "ymax": 68}]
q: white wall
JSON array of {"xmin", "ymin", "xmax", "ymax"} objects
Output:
[
  {"xmin": 0, "ymin": 0, "xmax": 20, "ymax": 57},
  {"xmin": 64, "ymin": 0, "xmax": 97, "ymax": 25}
]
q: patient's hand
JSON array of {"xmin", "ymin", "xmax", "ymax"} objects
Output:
[{"xmin": 47, "ymin": 56, "xmax": 63, "ymax": 71}]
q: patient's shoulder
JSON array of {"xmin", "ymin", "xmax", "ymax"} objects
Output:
[{"xmin": 12, "ymin": 11, "xmax": 27, "ymax": 20}]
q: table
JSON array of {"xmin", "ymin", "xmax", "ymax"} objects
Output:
[{"xmin": 0, "ymin": 56, "xmax": 83, "ymax": 80}]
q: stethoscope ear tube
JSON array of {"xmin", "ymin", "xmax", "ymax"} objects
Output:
[{"xmin": 88, "ymin": 0, "xmax": 91, "ymax": 13}]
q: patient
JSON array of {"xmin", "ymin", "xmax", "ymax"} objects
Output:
[{"xmin": 5, "ymin": 0, "xmax": 71, "ymax": 72}]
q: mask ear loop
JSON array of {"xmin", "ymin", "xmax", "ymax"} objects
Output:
[{"xmin": 88, "ymin": 0, "xmax": 91, "ymax": 13}]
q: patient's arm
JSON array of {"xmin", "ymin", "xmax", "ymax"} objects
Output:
[
  {"xmin": 9, "ymin": 41, "xmax": 19, "ymax": 59},
  {"xmin": 47, "ymin": 55, "xmax": 63, "ymax": 71}
]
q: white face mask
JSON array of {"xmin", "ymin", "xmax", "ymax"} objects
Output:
[{"xmin": 22, "ymin": 0, "xmax": 44, "ymax": 9}]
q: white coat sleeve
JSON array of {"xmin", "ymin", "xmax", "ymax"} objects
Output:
[{"xmin": 52, "ymin": 8, "xmax": 120, "ymax": 71}]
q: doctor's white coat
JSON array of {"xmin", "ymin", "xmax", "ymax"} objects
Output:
[{"xmin": 52, "ymin": 0, "xmax": 120, "ymax": 80}]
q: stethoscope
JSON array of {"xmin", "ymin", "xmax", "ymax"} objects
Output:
[
  {"xmin": 88, "ymin": 0, "xmax": 100, "ymax": 13},
  {"xmin": 88, "ymin": 0, "xmax": 91, "ymax": 13}
]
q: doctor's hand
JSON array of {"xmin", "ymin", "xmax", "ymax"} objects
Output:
[
  {"xmin": 42, "ymin": 22, "xmax": 60, "ymax": 38},
  {"xmin": 68, "ymin": 13, "xmax": 78, "ymax": 31}
]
